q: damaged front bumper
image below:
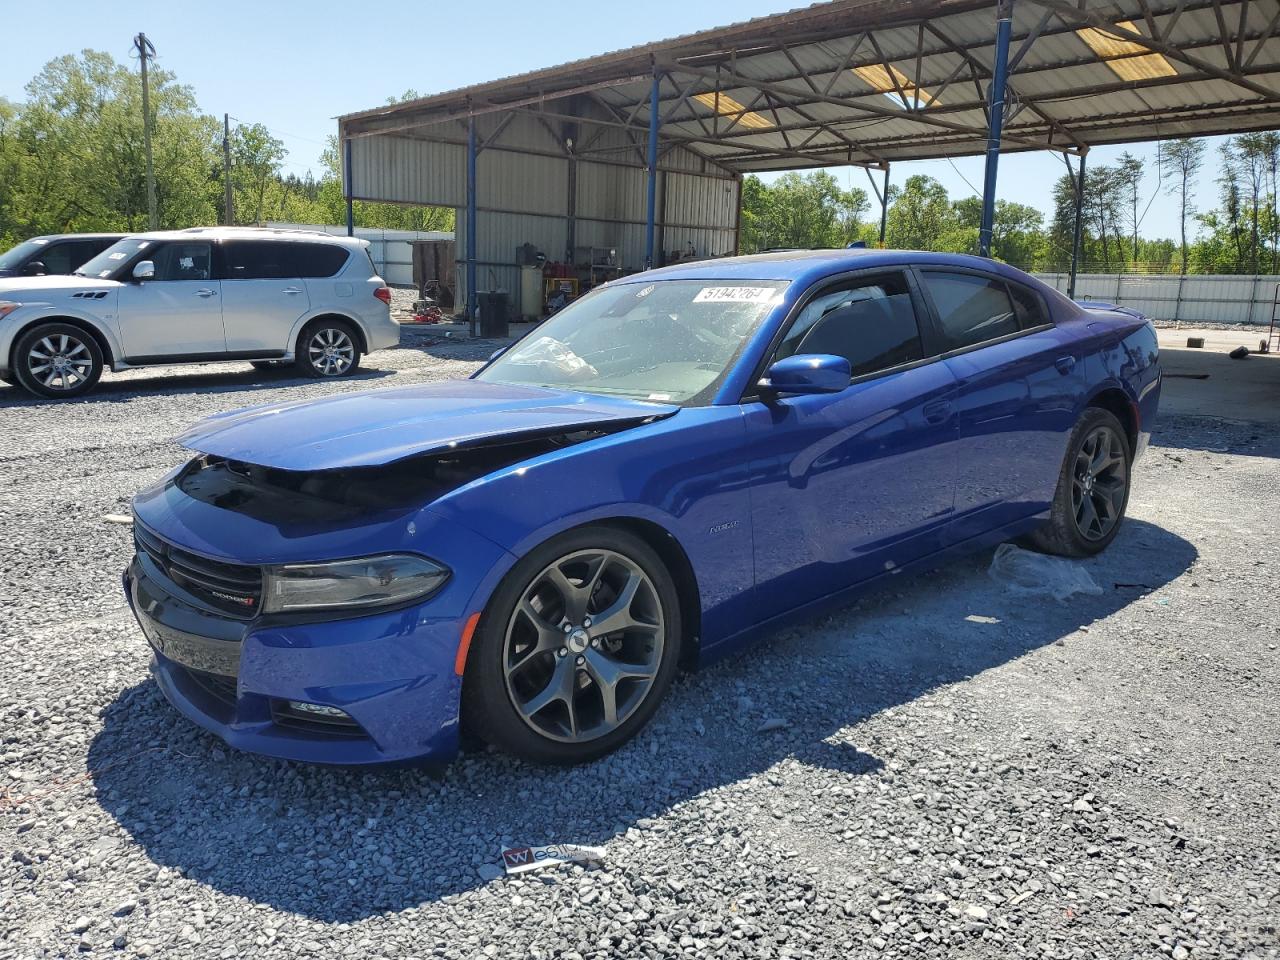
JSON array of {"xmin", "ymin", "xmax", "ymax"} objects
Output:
[{"xmin": 125, "ymin": 476, "xmax": 515, "ymax": 765}]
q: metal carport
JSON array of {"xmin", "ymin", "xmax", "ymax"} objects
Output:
[{"xmin": 337, "ymin": 0, "xmax": 1280, "ymax": 324}]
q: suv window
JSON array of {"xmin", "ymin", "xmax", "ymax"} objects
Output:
[
  {"xmin": 775, "ymin": 272, "xmax": 924, "ymax": 379},
  {"xmin": 919, "ymin": 271, "xmax": 1019, "ymax": 350},
  {"xmin": 224, "ymin": 240, "xmax": 294, "ymax": 280},
  {"xmin": 223, "ymin": 240, "xmax": 349, "ymax": 280},
  {"xmin": 293, "ymin": 242, "xmax": 349, "ymax": 278},
  {"xmin": 35, "ymin": 242, "xmax": 76, "ymax": 274},
  {"xmin": 150, "ymin": 242, "xmax": 213, "ymax": 281}
]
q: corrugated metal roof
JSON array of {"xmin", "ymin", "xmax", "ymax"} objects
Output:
[{"xmin": 341, "ymin": 0, "xmax": 1280, "ymax": 173}]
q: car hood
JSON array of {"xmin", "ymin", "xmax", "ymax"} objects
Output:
[
  {"xmin": 0, "ymin": 274, "xmax": 120, "ymax": 297},
  {"xmin": 178, "ymin": 378, "xmax": 678, "ymax": 471}
]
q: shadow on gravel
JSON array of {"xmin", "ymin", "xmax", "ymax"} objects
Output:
[
  {"xmin": 0, "ymin": 366, "xmax": 395, "ymax": 406},
  {"xmin": 87, "ymin": 518, "xmax": 1196, "ymax": 922}
]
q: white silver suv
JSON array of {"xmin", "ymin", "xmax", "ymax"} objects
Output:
[{"xmin": 0, "ymin": 227, "xmax": 400, "ymax": 398}]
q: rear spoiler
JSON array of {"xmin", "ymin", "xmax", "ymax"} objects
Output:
[{"xmin": 1073, "ymin": 299, "xmax": 1148, "ymax": 321}]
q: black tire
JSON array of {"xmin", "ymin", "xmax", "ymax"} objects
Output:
[
  {"xmin": 12, "ymin": 323, "xmax": 104, "ymax": 399},
  {"xmin": 462, "ymin": 525, "xmax": 683, "ymax": 765},
  {"xmin": 1028, "ymin": 407, "xmax": 1132, "ymax": 557},
  {"xmin": 250, "ymin": 360, "xmax": 290, "ymax": 372},
  {"xmin": 295, "ymin": 319, "xmax": 361, "ymax": 378}
]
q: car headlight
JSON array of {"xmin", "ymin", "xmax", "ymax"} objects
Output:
[
  {"xmin": 261, "ymin": 554, "xmax": 450, "ymax": 614},
  {"xmin": 0, "ymin": 301, "xmax": 22, "ymax": 319}
]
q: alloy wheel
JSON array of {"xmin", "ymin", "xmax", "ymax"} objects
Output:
[
  {"xmin": 503, "ymin": 549, "xmax": 664, "ymax": 743},
  {"xmin": 308, "ymin": 327, "xmax": 355, "ymax": 375},
  {"xmin": 1071, "ymin": 425, "xmax": 1127, "ymax": 541},
  {"xmin": 26, "ymin": 333, "xmax": 94, "ymax": 392}
]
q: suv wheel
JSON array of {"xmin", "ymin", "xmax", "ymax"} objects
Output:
[
  {"xmin": 13, "ymin": 323, "xmax": 104, "ymax": 399},
  {"xmin": 296, "ymin": 320, "xmax": 361, "ymax": 378}
]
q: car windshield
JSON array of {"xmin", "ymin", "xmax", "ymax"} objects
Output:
[
  {"xmin": 0, "ymin": 239, "xmax": 46, "ymax": 270},
  {"xmin": 476, "ymin": 279, "xmax": 788, "ymax": 404},
  {"xmin": 76, "ymin": 237, "xmax": 153, "ymax": 279}
]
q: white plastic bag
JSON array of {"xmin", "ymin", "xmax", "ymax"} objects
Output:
[{"xmin": 987, "ymin": 543, "xmax": 1103, "ymax": 602}]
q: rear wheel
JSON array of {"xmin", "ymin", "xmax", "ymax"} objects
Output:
[
  {"xmin": 1029, "ymin": 407, "xmax": 1131, "ymax": 557},
  {"xmin": 462, "ymin": 526, "xmax": 682, "ymax": 764},
  {"xmin": 12, "ymin": 323, "xmax": 103, "ymax": 399},
  {"xmin": 296, "ymin": 320, "xmax": 361, "ymax": 378}
]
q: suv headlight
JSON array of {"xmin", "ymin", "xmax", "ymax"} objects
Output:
[
  {"xmin": 262, "ymin": 554, "xmax": 450, "ymax": 614},
  {"xmin": 0, "ymin": 301, "xmax": 22, "ymax": 319}
]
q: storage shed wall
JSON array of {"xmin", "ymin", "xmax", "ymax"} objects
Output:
[{"xmin": 348, "ymin": 114, "xmax": 739, "ymax": 304}]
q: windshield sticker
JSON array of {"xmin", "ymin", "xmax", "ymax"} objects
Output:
[
  {"xmin": 694, "ymin": 286, "xmax": 780, "ymax": 304},
  {"xmin": 647, "ymin": 392, "xmax": 672, "ymax": 401},
  {"xmin": 33, "ymin": 239, "xmax": 48, "ymax": 245},
  {"xmin": 107, "ymin": 252, "xmax": 126, "ymax": 260},
  {"xmin": 636, "ymin": 284, "xmax": 655, "ymax": 298},
  {"xmin": 137, "ymin": 241, "xmax": 150, "ymax": 249}
]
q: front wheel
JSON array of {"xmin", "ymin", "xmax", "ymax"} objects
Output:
[
  {"xmin": 462, "ymin": 526, "xmax": 682, "ymax": 764},
  {"xmin": 296, "ymin": 320, "xmax": 361, "ymax": 378},
  {"xmin": 1029, "ymin": 407, "xmax": 1131, "ymax": 557},
  {"xmin": 12, "ymin": 323, "xmax": 104, "ymax": 399}
]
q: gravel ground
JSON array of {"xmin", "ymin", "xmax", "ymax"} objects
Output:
[{"xmin": 1, "ymin": 337, "xmax": 1278, "ymax": 959}]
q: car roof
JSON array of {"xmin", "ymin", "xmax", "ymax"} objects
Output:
[
  {"xmin": 26, "ymin": 233, "xmax": 128, "ymax": 242},
  {"xmin": 616, "ymin": 248, "xmax": 1034, "ymax": 287},
  {"xmin": 118, "ymin": 226, "xmax": 369, "ymax": 249}
]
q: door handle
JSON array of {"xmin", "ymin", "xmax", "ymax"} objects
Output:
[
  {"xmin": 282, "ymin": 287, "xmax": 302, "ymax": 295},
  {"xmin": 923, "ymin": 400, "xmax": 953, "ymax": 425},
  {"xmin": 1055, "ymin": 355, "xmax": 1076, "ymax": 375},
  {"xmin": 194, "ymin": 288, "xmax": 217, "ymax": 298}
]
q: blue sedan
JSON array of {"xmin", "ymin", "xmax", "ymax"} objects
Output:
[{"xmin": 124, "ymin": 250, "xmax": 1160, "ymax": 765}]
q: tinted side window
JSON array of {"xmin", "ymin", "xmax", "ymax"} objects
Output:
[
  {"xmin": 150, "ymin": 242, "xmax": 213, "ymax": 281},
  {"xmin": 291, "ymin": 242, "xmax": 349, "ymax": 278},
  {"xmin": 776, "ymin": 273, "xmax": 924, "ymax": 379},
  {"xmin": 920, "ymin": 271, "xmax": 1019, "ymax": 350},
  {"xmin": 224, "ymin": 240, "xmax": 293, "ymax": 280},
  {"xmin": 1008, "ymin": 281, "xmax": 1049, "ymax": 328},
  {"xmin": 36, "ymin": 242, "xmax": 76, "ymax": 274}
]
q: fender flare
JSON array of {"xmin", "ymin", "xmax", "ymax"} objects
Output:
[{"xmin": 6, "ymin": 308, "xmax": 124, "ymax": 370}]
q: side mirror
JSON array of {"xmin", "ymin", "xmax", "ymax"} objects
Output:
[
  {"xmin": 23, "ymin": 261, "xmax": 47, "ymax": 276},
  {"xmin": 760, "ymin": 354, "xmax": 851, "ymax": 396},
  {"xmin": 488, "ymin": 346, "xmax": 508, "ymax": 362},
  {"xmin": 132, "ymin": 260, "xmax": 155, "ymax": 281}
]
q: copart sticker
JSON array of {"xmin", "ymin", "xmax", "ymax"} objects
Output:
[{"xmin": 693, "ymin": 286, "xmax": 780, "ymax": 304}]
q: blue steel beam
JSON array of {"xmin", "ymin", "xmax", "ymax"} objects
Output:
[
  {"xmin": 978, "ymin": 2, "xmax": 1014, "ymax": 259},
  {"xmin": 467, "ymin": 114, "xmax": 478, "ymax": 335},
  {"xmin": 645, "ymin": 69, "xmax": 660, "ymax": 269},
  {"xmin": 343, "ymin": 139, "xmax": 354, "ymax": 237}
]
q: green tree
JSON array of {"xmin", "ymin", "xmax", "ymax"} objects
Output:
[
  {"xmin": 1161, "ymin": 138, "xmax": 1205, "ymax": 274},
  {"xmin": 737, "ymin": 171, "xmax": 867, "ymax": 251},
  {"xmin": 10, "ymin": 50, "xmax": 219, "ymax": 235},
  {"xmin": 1116, "ymin": 151, "xmax": 1145, "ymax": 263},
  {"xmin": 231, "ymin": 122, "xmax": 286, "ymax": 224},
  {"xmin": 885, "ymin": 175, "xmax": 955, "ymax": 250}
]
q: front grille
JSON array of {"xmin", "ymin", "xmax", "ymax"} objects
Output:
[{"xmin": 135, "ymin": 524, "xmax": 264, "ymax": 619}]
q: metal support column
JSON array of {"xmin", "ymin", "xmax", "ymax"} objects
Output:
[
  {"xmin": 644, "ymin": 69, "xmax": 660, "ymax": 269},
  {"xmin": 467, "ymin": 114, "xmax": 478, "ymax": 337},
  {"xmin": 1068, "ymin": 150, "xmax": 1088, "ymax": 300},
  {"xmin": 879, "ymin": 165, "xmax": 890, "ymax": 247},
  {"xmin": 343, "ymin": 138, "xmax": 354, "ymax": 237},
  {"xmin": 978, "ymin": 1, "xmax": 1014, "ymax": 258}
]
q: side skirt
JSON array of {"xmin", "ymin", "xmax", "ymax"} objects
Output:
[{"xmin": 696, "ymin": 512, "xmax": 1048, "ymax": 668}]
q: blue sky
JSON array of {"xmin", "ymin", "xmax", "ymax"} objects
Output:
[{"xmin": 3, "ymin": 0, "xmax": 1228, "ymax": 238}]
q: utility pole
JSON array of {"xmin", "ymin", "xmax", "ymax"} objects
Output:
[
  {"xmin": 223, "ymin": 113, "xmax": 234, "ymax": 225},
  {"xmin": 134, "ymin": 32, "xmax": 158, "ymax": 230}
]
